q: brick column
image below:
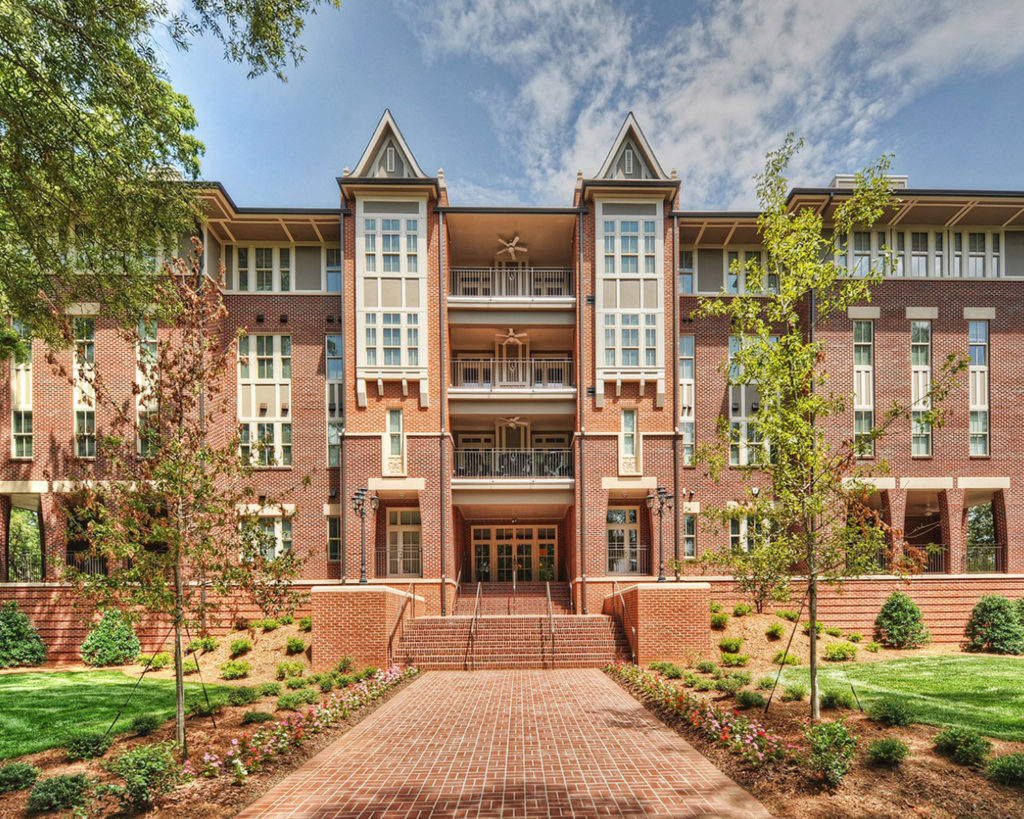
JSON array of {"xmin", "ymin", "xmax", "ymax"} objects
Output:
[
  {"xmin": 940, "ymin": 488, "xmax": 965, "ymax": 574},
  {"xmin": 38, "ymin": 493, "xmax": 66, "ymax": 582},
  {"xmin": 606, "ymin": 581, "xmax": 712, "ymax": 666},
  {"xmin": 885, "ymin": 488, "xmax": 906, "ymax": 566},
  {"xmin": 0, "ymin": 495, "xmax": 10, "ymax": 582},
  {"xmin": 309, "ymin": 585, "xmax": 419, "ymax": 671},
  {"xmin": 994, "ymin": 489, "xmax": 1023, "ymax": 574}
]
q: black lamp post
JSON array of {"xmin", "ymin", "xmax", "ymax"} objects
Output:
[
  {"xmin": 646, "ymin": 485, "xmax": 674, "ymax": 582},
  {"xmin": 351, "ymin": 487, "xmax": 379, "ymax": 584}
]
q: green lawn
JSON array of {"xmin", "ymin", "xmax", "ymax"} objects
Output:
[
  {"xmin": 780, "ymin": 655, "xmax": 1024, "ymax": 741},
  {"xmin": 0, "ymin": 671, "xmax": 232, "ymax": 759}
]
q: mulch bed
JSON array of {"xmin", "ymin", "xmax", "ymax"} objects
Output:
[
  {"xmin": 610, "ymin": 670, "xmax": 1024, "ymax": 818},
  {"xmin": 0, "ymin": 672, "xmax": 419, "ymax": 819}
]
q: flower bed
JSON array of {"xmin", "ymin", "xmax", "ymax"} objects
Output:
[
  {"xmin": 605, "ymin": 662, "xmax": 796, "ymax": 766},
  {"xmin": 184, "ymin": 665, "xmax": 417, "ymax": 784}
]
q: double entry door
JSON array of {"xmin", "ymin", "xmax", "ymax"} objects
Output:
[{"xmin": 472, "ymin": 526, "xmax": 556, "ymax": 582}]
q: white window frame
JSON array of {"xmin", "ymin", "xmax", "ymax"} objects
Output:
[
  {"xmin": 383, "ymin": 408, "xmax": 405, "ymax": 476},
  {"xmin": 606, "ymin": 506, "xmax": 641, "ymax": 574},
  {"xmin": 73, "ymin": 317, "xmax": 95, "ymax": 458},
  {"xmin": 728, "ymin": 335, "xmax": 770, "ymax": 466},
  {"xmin": 257, "ymin": 516, "xmax": 293, "ymax": 561},
  {"xmin": 10, "ymin": 319, "xmax": 32, "ymax": 460},
  {"xmin": 386, "ymin": 508, "xmax": 422, "ymax": 577},
  {"xmin": 683, "ymin": 513, "xmax": 696, "ymax": 559},
  {"xmin": 968, "ymin": 320, "xmax": 989, "ymax": 456},
  {"xmin": 327, "ymin": 516, "xmax": 342, "ymax": 562},
  {"xmin": 911, "ymin": 320, "xmax": 932, "ymax": 457},
  {"xmin": 853, "ymin": 320, "xmax": 874, "ymax": 458},
  {"xmin": 835, "ymin": 228, "xmax": 1003, "ymax": 279},
  {"xmin": 679, "ymin": 334, "xmax": 695, "ymax": 466},
  {"xmin": 619, "ymin": 408, "xmax": 640, "ymax": 475},
  {"xmin": 238, "ymin": 334, "xmax": 292, "ymax": 467}
]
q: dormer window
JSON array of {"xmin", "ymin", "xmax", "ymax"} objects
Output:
[
  {"xmin": 386, "ymin": 145, "xmax": 396, "ymax": 174},
  {"xmin": 624, "ymin": 148, "xmax": 634, "ymax": 175}
]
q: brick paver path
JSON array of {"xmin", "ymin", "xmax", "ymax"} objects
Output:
[{"xmin": 237, "ymin": 669, "xmax": 769, "ymax": 818}]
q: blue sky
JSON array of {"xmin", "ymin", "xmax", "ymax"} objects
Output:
[{"xmin": 159, "ymin": 0, "xmax": 1024, "ymax": 210}]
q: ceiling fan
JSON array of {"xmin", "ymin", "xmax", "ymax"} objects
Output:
[
  {"xmin": 497, "ymin": 234, "xmax": 528, "ymax": 259},
  {"xmin": 495, "ymin": 327, "xmax": 528, "ymax": 344},
  {"xmin": 499, "ymin": 416, "xmax": 528, "ymax": 429}
]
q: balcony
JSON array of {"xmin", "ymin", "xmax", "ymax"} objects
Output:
[
  {"xmin": 965, "ymin": 543, "xmax": 1006, "ymax": 574},
  {"xmin": 450, "ymin": 267, "xmax": 573, "ymax": 298},
  {"xmin": 450, "ymin": 358, "xmax": 574, "ymax": 390},
  {"xmin": 454, "ymin": 448, "xmax": 573, "ymax": 478}
]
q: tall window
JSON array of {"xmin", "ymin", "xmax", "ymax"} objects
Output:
[
  {"xmin": 607, "ymin": 507, "xmax": 640, "ymax": 573},
  {"xmin": 326, "ymin": 248, "xmax": 342, "ymax": 292},
  {"xmin": 620, "ymin": 409, "xmax": 639, "ymax": 474},
  {"xmin": 853, "ymin": 320, "xmax": 874, "ymax": 457},
  {"xmin": 387, "ymin": 509, "xmax": 421, "ymax": 577},
  {"xmin": 76, "ymin": 410, "xmax": 95, "ymax": 458},
  {"xmin": 384, "ymin": 409, "xmax": 404, "ymax": 475},
  {"xmin": 328, "ymin": 516, "xmax": 342, "ymax": 562},
  {"xmin": 73, "ymin": 318, "xmax": 95, "ymax": 458},
  {"xmin": 679, "ymin": 249, "xmax": 694, "ymax": 294},
  {"xmin": 910, "ymin": 321, "xmax": 932, "ymax": 456},
  {"xmin": 728, "ymin": 336, "xmax": 770, "ymax": 466},
  {"xmin": 326, "ymin": 334, "xmax": 343, "ymax": 464},
  {"xmin": 238, "ymin": 335, "xmax": 292, "ymax": 466},
  {"xmin": 257, "ymin": 518, "xmax": 292, "ymax": 560},
  {"xmin": 679, "ymin": 334, "xmax": 695, "ymax": 465},
  {"xmin": 730, "ymin": 516, "xmax": 761, "ymax": 553},
  {"xmin": 10, "ymin": 319, "xmax": 32, "ymax": 459},
  {"xmin": 683, "ymin": 514, "xmax": 696, "ymax": 559},
  {"xmin": 969, "ymin": 320, "xmax": 989, "ymax": 456}
]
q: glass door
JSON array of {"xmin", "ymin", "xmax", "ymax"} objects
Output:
[
  {"xmin": 495, "ymin": 528, "xmax": 515, "ymax": 581},
  {"xmin": 515, "ymin": 527, "xmax": 533, "ymax": 581},
  {"xmin": 473, "ymin": 527, "xmax": 491, "ymax": 582}
]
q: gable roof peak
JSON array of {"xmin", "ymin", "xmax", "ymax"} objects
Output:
[
  {"xmin": 352, "ymin": 109, "xmax": 427, "ymax": 179},
  {"xmin": 596, "ymin": 113, "xmax": 667, "ymax": 181}
]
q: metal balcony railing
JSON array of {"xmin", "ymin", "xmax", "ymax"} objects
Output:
[
  {"xmin": 375, "ymin": 546, "xmax": 423, "ymax": 578},
  {"xmin": 965, "ymin": 543, "xmax": 1006, "ymax": 574},
  {"xmin": 66, "ymin": 550, "xmax": 107, "ymax": 576},
  {"xmin": 450, "ymin": 358, "xmax": 574, "ymax": 389},
  {"xmin": 607, "ymin": 544, "xmax": 651, "ymax": 576},
  {"xmin": 921, "ymin": 544, "xmax": 948, "ymax": 574},
  {"xmin": 450, "ymin": 267, "xmax": 574, "ymax": 298},
  {"xmin": 454, "ymin": 448, "xmax": 573, "ymax": 478}
]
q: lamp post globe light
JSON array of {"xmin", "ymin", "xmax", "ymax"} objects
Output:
[
  {"xmin": 351, "ymin": 487, "xmax": 379, "ymax": 584},
  {"xmin": 646, "ymin": 485, "xmax": 674, "ymax": 582}
]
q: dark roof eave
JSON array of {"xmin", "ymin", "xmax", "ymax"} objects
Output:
[
  {"xmin": 438, "ymin": 206, "xmax": 584, "ymax": 215},
  {"xmin": 788, "ymin": 187, "xmax": 1024, "ymax": 203},
  {"xmin": 337, "ymin": 176, "xmax": 441, "ymax": 196}
]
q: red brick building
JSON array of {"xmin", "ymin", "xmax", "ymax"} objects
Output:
[{"xmin": 2, "ymin": 111, "xmax": 1022, "ymax": 661}]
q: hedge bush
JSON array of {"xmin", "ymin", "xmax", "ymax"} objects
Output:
[
  {"xmin": 782, "ymin": 683, "xmax": 807, "ymax": 702},
  {"xmin": 102, "ymin": 741, "xmax": 180, "ymax": 811},
  {"xmin": 776, "ymin": 610, "xmax": 799, "ymax": 622},
  {"xmin": 823, "ymin": 641, "xmax": 858, "ymax": 662},
  {"xmin": 286, "ymin": 637, "xmax": 306, "ymax": 655},
  {"xmin": 80, "ymin": 609, "xmax": 140, "ymax": 667},
  {"xmin": 186, "ymin": 636, "xmax": 217, "ymax": 653},
  {"xmin": 278, "ymin": 614, "xmax": 294, "ymax": 625},
  {"xmin": 0, "ymin": 602, "xmax": 47, "ymax": 668},
  {"xmin": 149, "ymin": 652, "xmax": 171, "ymax": 670},
  {"xmin": 181, "ymin": 658, "xmax": 199, "ymax": 675},
  {"xmin": 26, "ymin": 775, "xmax": 91, "ymax": 814},
  {"xmin": 825, "ymin": 626, "xmax": 843, "ymax": 637},
  {"xmin": 819, "ymin": 688, "xmax": 856, "ymax": 710},
  {"xmin": 710, "ymin": 613, "xmax": 729, "ymax": 629},
  {"xmin": 220, "ymin": 660, "xmax": 251, "ymax": 680},
  {"xmin": 298, "ymin": 616, "xmax": 313, "ymax": 631},
  {"xmin": 934, "ymin": 726, "xmax": 991, "ymax": 766},
  {"xmin": 732, "ymin": 603, "xmax": 754, "ymax": 617},
  {"xmin": 987, "ymin": 753, "xmax": 1024, "ymax": 788},
  {"xmin": 756, "ymin": 676, "xmax": 775, "ymax": 691},
  {"xmin": 865, "ymin": 640, "xmax": 882, "ymax": 653},
  {"xmin": 867, "ymin": 696, "xmax": 915, "ymax": 727},
  {"xmin": 805, "ymin": 720, "xmax": 857, "ymax": 787},
  {"xmin": 276, "ymin": 660, "xmax": 305, "ymax": 679},
  {"xmin": 0, "ymin": 762, "xmax": 40, "ymax": 794},
  {"xmin": 709, "ymin": 601, "xmax": 723, "ymax": 613},
  {"xmin": 228, "ymin": 686, "xmax": 261, "ymax": 706},
  {"xmin": 256, "ymin": 682, "xmax": 281, "ymax": 697},
  {"xmin": 229, "ymin": 638, "xmax": 252, "ymax": 657},
  {"xmin": 963, "ymin": 595, "xmax": 1024, "ymax": 655},
  {"xmin": 847, "ymin": 633, "xmax": 862, "ymax": 643},
  {"xmin": 695, "ymin": 660, "xmax": 717, "ymax": 674},
  {"xmin": 874, "ymin": 591, "xmax": 930, "ymax": 648},
  {"xmin": 802, "ymin": 620, "xmax": 825, "ymax": 637},
  {"xmin": 719, "ymin": 636, "xmax": 743, "ymax": 653},
  {"xmin": 772, "ymin": 650, "xmax": 799, "ymax": 666},
  {"xmin": 129, "ymin": 714, "xmax": 162, "ymax": 736},
  {"xmin": 242, "ymin": 710, "xmax": 275, "ymax": 724},
  {"xmin": 720, "ymin": 652, "xmax": 750, "ymax": 667},
  {"xmin": 735, "ymin": 690, "xmax": 767, "ymax": 709},
  {"xmin": 765, "ymin": 622, "xmax": 784, "ymax": 640},
  {"xmin": 867, "ymin": 738, "xmax": 910, "ymax": 767},
  {"xmin": 64, "ymin": 731, "xmax": 112, "ymax": 760}
]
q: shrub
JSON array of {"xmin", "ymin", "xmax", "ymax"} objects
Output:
[
  {"xmin": 874, "ymin": 591, "xmax": 930, "ymax": 648},
  {"xmin": 934, "ymin": 726, "xmax": 991, "ymax": 766},
  {"xmin": 228, "ymin": 686, "xmax": 261, "ymax": 706},
  {"xmin": 286, "ymin": 637, "xmax": 306, "ymax": 655},
  {"xmin": 182, "ymin": 658, "xmax": 199, "ymax": 675},
  {"xmin": 0, "ymin": 762, "xmax": 40, "ymax": 794},
  {"xmin": 714, "ymin": 675, "xmax": 743, "ymax": 694},
  {"xmin": 242, "ymin": 710, "xmax": 275, "ymax": 724},
  {"xmin": 709, "ymin": 601, "xmax": 723, "ymax": 613},
  {"xmin": 661, "ymin": 663, "xmax": 684, "ymax": 679},
  {"xmin": 65, "ymin": 731, "xmax": 112, "ymax": 760},
  {"xmin": 186, "ymin": 636, "xmax": 217, "ymax": 653},
  {"xmin": 137, "ymin": 654, "xmax": 152, "ymax": 667},
  {"xmin": 805, "ymin": 720, "xmax": 857, "ymax": 787},
  {"xmin": 103, "ymin": 741, "xmax": 180, "ymax": 811},
  {"xmin": 26, "ymin": 775, "xmax": 91, "ymax": 814},
  {"xmin": 802, "ymin": 620, "xmax": 825, "ymax": 637},
  {"xmin": 695, "ymin": 678, "xmax": 716, "ymax": 692},
  {"xmin": 867, "ymin": 738, "xmax": 910, "ymax": 767},
  {"xmin": 865, "ymin": 640, "xmax": 882, "ymax": 653},
  {"xmin": 782, "ymin": 683, "xmax": 807, "ymax": 702},
  {"xmin": 777, "ymin": 610, "xmax": 799, "ymax": 622},
  {"xmin": 964, "ymin": 595, "xmax": 1024, "ymax": 655},
  {"xmin": 259, "ymin": 618, "xmax": 280, "ymax": 631},
  {"xmin": 233, "ymin": 617, "xmax": 250, "ymax": 631},
  {"xmin": 257, "ymin": 682, "xmax": 282, "ymax": 697},
  {"xmin": 823, "ymin": 642, "xmax": 858, "ymax": 662},
  {"xmin": 276, "ymin": 693, "xmax": 304, "ymax": 711},
  {"xmin": 728, "ymin": 671, "xmax": 751, "ymax": 686},
  {"xmin": 720, "ymin": 652, "xmax": 749, "ymax": 667},
  {"xmin": 648, "ymin": 661, "xmax": 670, "ymax": 672},
  {"xmin": 298, "ymin": 688, "xmax": 320, "ymax": 704},
  {"xmin": 278, "ymin": 614, "xmax": 294, "ymax": 625},
  {"xmin": 80, "ymin": 609, "xmax": 140, "ymax": 667},
  {"xmin": 710, "ymin": 613, "xmax": 729, "ymax": 629},
  {"xmin": 736, "ymin": 690, "xmax": 767, "ymax": 709},
  {"xmin": 819, "ymin": 688, "xmax": 856, "ymax": 710},
  {"xmin": 733, "ymin": 603, "xmax": 754, "ymax": 617},
  {"xmin": 0, "ymin": 602, "xmax": 47, "ymax": 668},
  {"xmin": 334, "ymin": 673, "xmax": 355, "ymax": 688},
  {"xmin": 333, "ymin": 656, "xmax": 354, "ymax": 673},
  {"xmin": 987, "ymin": 753, "xmax": 1024, "ymax": 787},
  {"xmin": 129, "ymin": 714, "xmax": 162, "ymax": 736},
  {"xmin": 765, "ymin": 622, "xmax": 784, "ymax": 640},
  {"xmin": 285, "ymin": 676, "xmax": 308, "ymax": 689},
  {"xmin": 149, "ymin": 651, "xmax": 172, "ymax": 670},
  {"xmin": 772, "ymin": 650, "xmax": 799, "ymax": 666},
  {"xmin": 229, "ymin": 638, "xmax": 252, "ymax": 657},
  {"xmin": 298, "ymin": 616, "xmax": 313, "ymax": 631},
  {"xmin": 825, "ymin": 626, "xmax": 843, "ymax": 637},
  {"xmin": 867, "ymin": 696, "xmax": 915, "ymax": 727},
  {"xmin": 276, "ymin": 660, "xmax": 305, "ymax": 679},
  {"xmin": 319, "ymin": 677, "xmax": 335, "ymax": 693},
  {"xmin": 220, "ymin": 660, "xmax": 251, "ymax": 680},
  {"xmin": 719, "ymin": 636, "xmax": 743, "ymax": 653},
  {"xmin": 847, "ymin": 633, "xmax": 862, "ymax": 643},
  {"xmin": 757, "ymin": 676, "xmax": 775, "ymax": 691},
  {"xmin": 695, "ymin": 660, "xmax": 717, "ymax": 674}
]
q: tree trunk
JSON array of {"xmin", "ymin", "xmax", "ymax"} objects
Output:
[
  {"xmin": 174, "ymin": 561, "xmax": 187, "ymax": 756},
  {"xmin": 808, "ymin": 573, "xmax": 820, "ymax": 721}
]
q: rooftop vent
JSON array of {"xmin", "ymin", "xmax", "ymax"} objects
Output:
[{"xmin": 829, "ymin": 174, "xmax": 908, "ymax": 191}]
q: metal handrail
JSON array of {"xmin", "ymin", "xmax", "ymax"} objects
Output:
[
  {"xmin": 965, "ymin": 543, "xmax": 1007, "ymax": 573},
  {"xmin": 467, "ymin": 581, "xmax": 482, "ymax": 670},
  {"xmin": 387, "ymin": 582, "xmax": 416, "ymax": 667},
  {"xmin": 511, "ymin": 573, "xmax": 517, "ymax": 615},
  {"xmin": 612, "ymin": 580, "xmax": 637, "ymax": 664},
  {"xmin": 546, "ymin": 581, "xmax": 556, "ymax": 668},
  {"xmin": 451, "ymin": 567, "xmax": 462, "ymax": 617},
  {"xmin": 453, "ymin": 448, "xmax": 573, "ymax": 478},
  {"xmin": 450, "ymin": 266, "xmax": 574, "ymax": 298},
  {"xmin": 450, "ymin": 358, "xmax": 575, "ymax": 389}
]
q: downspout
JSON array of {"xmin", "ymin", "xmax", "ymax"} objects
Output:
[
  {"xmin": 340, "ymin": 201, "xmax": 347, "ymax": 583},
  {"xmin": 577, "ymin": 206, "xmax": 587, "ymax": 614},
  {"xmin": 439, "ymin": 208, "xmax": 447, "ymax": 615},
  {"xmin": 672, "ymin": 212, "xmax": 681, "ymax": 579}
]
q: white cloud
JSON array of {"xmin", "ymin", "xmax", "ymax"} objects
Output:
[{"xmin": 397, "ymin": 0, "xmax": 1024, "ymax": 207}]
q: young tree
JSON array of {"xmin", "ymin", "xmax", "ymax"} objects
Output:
[
  {"xmin": 0, "ymin": 0, "xmax": 338, "ymax": 356},
  {"xmin": 59, "ymin": 247, "xmax": 304, "ymax": 754},
  {"xmin": 695, "ymin": 137, "xmax": 965, "ymax": 719}
]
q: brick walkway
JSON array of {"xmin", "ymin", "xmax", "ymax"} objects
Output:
[{"xmin": 236, "ymin": 670, "xmax": 770, "ymax": 818}]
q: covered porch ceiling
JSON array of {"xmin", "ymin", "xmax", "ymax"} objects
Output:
[{"xmin": 445, "ymin": 210, "xmax": 577, "ymax": 267}]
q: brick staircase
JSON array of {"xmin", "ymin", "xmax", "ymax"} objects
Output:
[{"xmin": 394, "ymin": 583, "xmax": 631, "ymax": 670}]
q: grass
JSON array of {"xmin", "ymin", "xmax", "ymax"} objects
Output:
[
  {"xmin": 780, "ymin": 655, "xmax": 1024, "ymax": 742},
  {"xmin": 0, "ymin": 672, "xmax": 232, "ymax": 759}
]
